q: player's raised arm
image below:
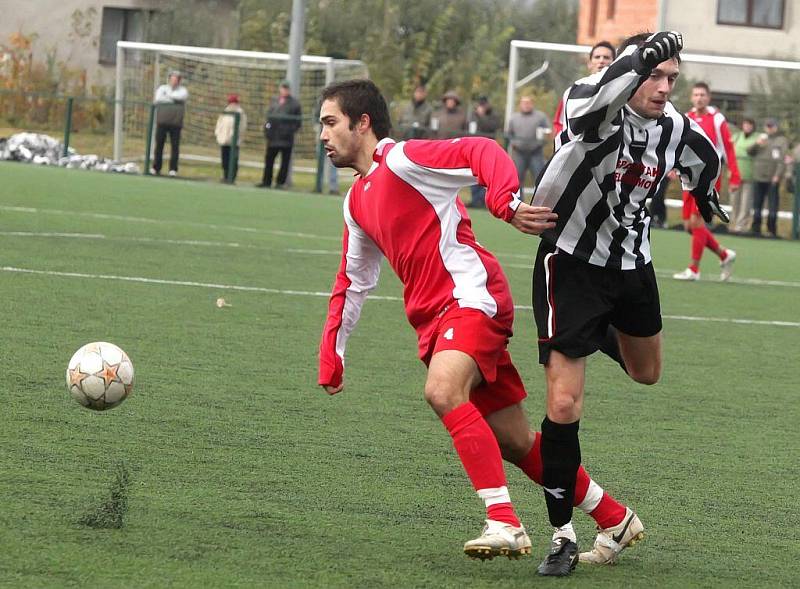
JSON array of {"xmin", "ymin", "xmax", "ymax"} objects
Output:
[
  {"xmin": 318, "ymin": 198, "xmax": 383, "ymax": 394},
  {"xmin": 565, "ymin": 32, "xmax": 683, "ymax": 140}
]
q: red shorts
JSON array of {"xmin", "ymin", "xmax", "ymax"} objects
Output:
[
  {"xmin": 682, "ymin": 176, "xmax": 722, "ymax": 220},
  {"xmin": 681, "ymin": 191, "xmax": 700, "ymax": 220},
  {"xmin": 418, "ymin": 306, "xmax": 527, "ymax": 416}
]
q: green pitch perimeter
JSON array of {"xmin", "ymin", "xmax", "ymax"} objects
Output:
[{"xmin": 1, "ymin": 162, "xmax": 798, "ymax": 588}]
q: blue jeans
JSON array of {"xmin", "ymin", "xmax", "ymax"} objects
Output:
[
  {"xmin": 470, "ymin": 184, "xmax": 486, "ymax": 208},
  {"xmin": 512, "ymin": 148, "xmax": 545, "ymax": 193},
  {"xmin": 752, "ymin": 181, "xmax": 779, "ymax": 235}
]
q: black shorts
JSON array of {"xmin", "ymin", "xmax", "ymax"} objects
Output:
[{"xmin": 533, "ymin": 240, "xmax": 662, "ymax": 365}]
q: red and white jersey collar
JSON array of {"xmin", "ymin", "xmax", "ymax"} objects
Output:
[{"xmin": 363, "ymin": 137, "xmax": 396, "ymax": 177}]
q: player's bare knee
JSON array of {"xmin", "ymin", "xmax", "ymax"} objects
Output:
[
  {"xmin": 424, "ymin": 379, "xmax": 462, "ymax": 415},
  {"xmin": 547, "ymin": 394, "xmax": 579, "ymax": 422},
  {"xmin": 629, "ymin": 363, "xmax": 660, "ymax": 385}
]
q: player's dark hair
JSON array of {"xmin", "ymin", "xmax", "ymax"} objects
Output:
[
  {"xmin": 590, "ymin": 41, "xmax": 616, "ymax": 60},
  {"xmin": 619, "ymin": 32, "xmax": 682, "ymax": 64},
  {"xmin": 741, "ymin": 116, "xmax": 756, "ymax": 126},
  {"xmin": 692, "ymin": 81, "xmax": 710, "ymax": 93},
  {"xmin": 321, "ymin": 79, "xmax": 391, "ymax": 140}
]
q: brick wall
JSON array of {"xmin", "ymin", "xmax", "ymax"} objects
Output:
[{"xmin": 577, "ymin": 0, "xmax": 658, "ymax": 46}]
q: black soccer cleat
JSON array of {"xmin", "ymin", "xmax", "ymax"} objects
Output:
[{"xmin": 537, "ymin": 536, "xmax": 579, "ymax": 576}]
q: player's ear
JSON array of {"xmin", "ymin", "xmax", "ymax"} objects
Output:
[{"xmin": 357, "ymin": 113, "xmax": 371, "ymax": 134}]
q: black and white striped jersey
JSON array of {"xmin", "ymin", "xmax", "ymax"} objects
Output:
[{"xmin": 533, "ymin": 46, "xmax": 720, "ymax": 270}]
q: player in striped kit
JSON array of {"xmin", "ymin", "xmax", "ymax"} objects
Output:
[
  {"xmin": 317, "ymin": 79, "xmax": 642, "ymax": 566},
  {"xmin": 529, "ymin": 32, "xmax": 730, "ymax": 575},
  {"xmin": 673, "ymin": 82, "xmax": 739, "ymax": 281}
]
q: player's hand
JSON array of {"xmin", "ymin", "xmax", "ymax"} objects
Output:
[
  {"xmin": 639, "ymin": 31, "xmax": 683, "ymax": 68},
  {"xmin": 322, "ymin": 384, "xmax": 343, "ymax": 395},
  {"xmin": 510, "ymin": 202, "xmax": 557, "ymax": 235},
  {"xmin": 696, "ymin": 189, "xmax": 730, "ymax": 224}
]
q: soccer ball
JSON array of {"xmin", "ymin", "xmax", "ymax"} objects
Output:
[{"xmin": 66, "ymin": 342, "xmax": 134, "ymax": 411}]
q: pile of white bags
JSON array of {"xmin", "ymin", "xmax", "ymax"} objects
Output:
[{"xmin": 0, "ymin": 133, "xmax": 139, "ymax": 173}]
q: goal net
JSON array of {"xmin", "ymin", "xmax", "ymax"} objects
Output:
[
  {"xmin": 114, "ymin": 42, "xmax": 368, "ymax": 184},
  {"xmin": 506, "ymin": 40, "xmax": 800, "ymax": 231}
]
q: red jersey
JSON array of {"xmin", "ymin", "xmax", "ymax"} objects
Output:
[
  {"xmin": 686, "ymin": 106, "xmax": 741, "ymax": 188},
  {"xmin": 318, "ymin": 137, "xmax": 522, "ymax": 388}
]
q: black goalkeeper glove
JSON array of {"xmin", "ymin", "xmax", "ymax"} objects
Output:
[
  {"xmin": 636, "ymin": 31, "xmax": 683, "ymax": 72},
  {"xmin": 696, "ymin": 189, "xmax": 730, "ymax": 224}
]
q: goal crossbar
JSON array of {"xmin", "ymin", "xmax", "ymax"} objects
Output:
[{"xmin": 506, "ymin": 40, "xmax": 800, "ymax": 133}]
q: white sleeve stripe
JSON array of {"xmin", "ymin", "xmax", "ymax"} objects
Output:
[{"xmin": 386, "ymin": 146, "xmax": 498, "ymax": 318}]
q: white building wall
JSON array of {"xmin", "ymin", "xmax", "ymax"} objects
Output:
[
  {"xmin": 664, "ymin": 0, "xmax": 800, "ymax": 94},
  {"xmin": 0, "ymin": 0, "xmax": 236, "ymax": 91}
]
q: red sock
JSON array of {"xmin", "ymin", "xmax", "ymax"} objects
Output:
[
  {"xmin": 516, "ymin": 432, "xmax": 626, "ymax": 528},
  {"xmin": 442, "ymin": 402, "xmax": 520, "ymax": 527},
  {"xmin": 701, "ymin": 226, "xmax": 722, "ymax": 256},
  {"xmin": 691, "ymin": 227, "xmax": 706, "ymax": 269}
]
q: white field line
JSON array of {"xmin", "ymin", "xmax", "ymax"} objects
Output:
[
  {"xmin": 501, "ymin": 262, "xmax": 800, "ymax": 289},
  {"xmin": 3, "ymin": 265, "xmax": 799, "ymax": 328},
  {"xmin": 3, "ymin": 230, "xmax": 800, "ymax": 289},
  {"xmin": 0, "ymin": 205, "xmax": 340, "ymax": 241}
]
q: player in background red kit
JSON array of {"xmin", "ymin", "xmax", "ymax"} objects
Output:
[
  {"xmin": 317, "ymin": 79, "xmax": 641, "ymax": 565},
  {"xmin": 552, "ymin": 41, "xmax": 616, "ymax": 138},
  {"xmin": 674, "ymin": 82, "xmax": 739, "ymax": 281}
]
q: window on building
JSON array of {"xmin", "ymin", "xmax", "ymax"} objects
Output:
[
  {"xmin": 99, "ymin": 7, "xmax": 149, "ymax": 64},
  {"xmin": 718, "ymin": 0, "xmax": 784, "ymax": 29}
]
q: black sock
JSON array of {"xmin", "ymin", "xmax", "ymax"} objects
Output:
[
  {"xmin": 540, "ymin": 417, "xmax": 580, "ymax": 528},
  {"xmin": 600, "ymin": 325, "xmax": 628, "ymax": 374}
]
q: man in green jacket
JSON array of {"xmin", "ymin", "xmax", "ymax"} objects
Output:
[
  {"xmin": 730, "ymin": 117, "xmax": 758, "ymax": 233},
  {"xmin": 748, "ymin": 118, "xmax": 789, "ymax": 237}
]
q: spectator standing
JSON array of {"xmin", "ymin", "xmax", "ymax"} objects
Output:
[
  {"xmin": 507, "ymin": 96, "xmax": 550, "ymax": 194},
  {"xmin": 397, "ymin": 84, "xmax": 433, "ymax": 139},
  {"xmin": 152, "ymin": 71, "xmax": 188, "ymax": 177},
  {"xmin": 730, "ymin": 117, "xmax": 758, "ymax": 233},
  {"xmin": 749, "ymin": 118, "xmax": 789, "ymax": 237},
  {"xmin": 259, "ymin": 80, "xmax": 302, "ymax": 189},
  {"xmin": 468, "ymin": 96, "xmax": 502, "ymax": 208},
  {"xmin": 214, "ymin": 94, "xmax": 247, "ymax": 184},
  {"xmin": 431, "ymin": 90, "xmax": 468, "ymax": 139}
]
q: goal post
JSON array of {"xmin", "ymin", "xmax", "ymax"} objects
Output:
[
  {"xmin": 114, "ymin": 41, "xmax": 368, "ymax": 184},
  {"xmin": 507, "ymin": 39, "xmax": 800, "ymax": 234}
]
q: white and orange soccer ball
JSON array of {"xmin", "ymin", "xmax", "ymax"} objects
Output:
[{"xmin": 66, "ymin": 342, "xmax": 134, "ymax": 411}]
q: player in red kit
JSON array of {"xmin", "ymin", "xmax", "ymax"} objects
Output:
[
  {"xmin": 318, "ymin": 79, "xmax": 642, "ymax": 565},
  {"xmin": 674, "ymin": 82, "xmax": 739, "ymax": 281}
]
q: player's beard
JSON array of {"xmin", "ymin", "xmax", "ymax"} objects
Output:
[{"xmin": 328, "ymin": 132, "xmax": 359, "ymax": 168}]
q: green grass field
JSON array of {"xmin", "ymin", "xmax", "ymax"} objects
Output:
[{"xmin": 1, "ymin": 162, "xmax": 799, "ymax": 588}]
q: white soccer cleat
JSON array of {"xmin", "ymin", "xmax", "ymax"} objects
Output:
[
  {"xmin": 720, "ymin": 249, "xmax": 737, "ymax": 281},
  {"xmin": 673, "ymin": 267, "xmax": 700, "ymax": 281},
  {"xmin": 579, "ymin": 508, "xmax": 645, "ymax": 565},
  {"xmin": 463, "ymin": 519, "xmax": 532, "ymax": 560},
  {"xmin": 168, "ymin": 170, "xmax": 177, "ymax": 177}
]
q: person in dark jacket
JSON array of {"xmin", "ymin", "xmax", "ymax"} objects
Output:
[
  {"xmin": 258, "ymin": 80, "xmax": 302, "ymax": 188},
  {"xmin": 467, "ymin": 96, "xmax": 502, "ymax": 208}
]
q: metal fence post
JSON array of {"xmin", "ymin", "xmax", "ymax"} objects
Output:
[
  {"xmin": 144, "ymin": 104, "xmax": 156, "ymax": 174},
  {"xmin": 227, "ymin": 112, "xmax": 240, "ymax": 183},
  {"xmin": 314, "ymin": 137, "xmax": 325, "ymax": 193},
  {"xmin": 793, "ymin": 162, "xmax": 799, "ymax": 240},
  {"xmin": 62, "ymin": 97, "xmax": 74, "ymax": 158}
]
